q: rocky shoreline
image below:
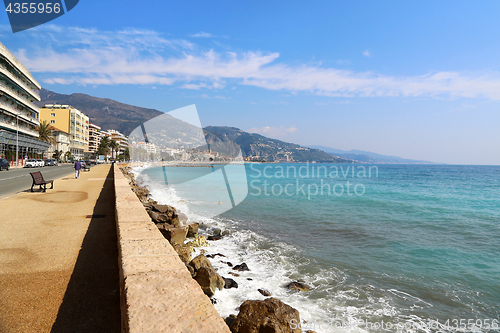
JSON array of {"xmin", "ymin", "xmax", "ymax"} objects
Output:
[{"xmin": 120, "ymin": 165, "xmax": 316, "ymax": 333}]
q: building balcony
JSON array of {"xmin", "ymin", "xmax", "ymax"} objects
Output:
[
  {"xmin": 0, "ymin": 42, "xmax": 41, "ymax": 91},
  {"xmin": 0, "ymin": 63, "xmax": 40, "ymax": 101},
  {"xmin": 0, "ymin": 79, "xmax": 39, "ymax": 113},
  {"xmin": 0, "ymin": 117, "xmax": 38, "ymax": 137},
  {"xmin": 0, "ymin": 98, "xmax": 38, "ymax": 126}
]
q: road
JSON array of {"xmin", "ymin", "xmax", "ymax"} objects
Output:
[{"xmin": 0, "ymin": 164, "xmax": 76, "ymax": 198}]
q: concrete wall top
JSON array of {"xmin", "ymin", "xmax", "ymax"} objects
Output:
[{"xmin": 114, "ymin": 164, "xmax": 231, "ymax": 333}]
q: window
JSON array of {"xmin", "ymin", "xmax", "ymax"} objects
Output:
[
  {"xmin": 51, "ymin": 113, "xmax": 55, "ymax": 117},
  {"xmin": 50, "ymin": 120, "xmax": 55, "ymax": 124}
]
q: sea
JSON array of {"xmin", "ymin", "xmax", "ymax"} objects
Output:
[{"xmin": 134, "ymin": 163, "xmax": 500, "ymax": 333}]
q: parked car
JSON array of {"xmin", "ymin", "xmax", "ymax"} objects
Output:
[
  {"xmin": 25, "ymin": 159, "xmax": 39, "ymax": 168},
  {"xmin": 0, "ymin": 158, "xmax": 9, "ymax": 171},
  {"xmin": 44, "ymin": 159, "xmax": 58, "ymax": 166},
  {"xmin": 37, "ymin": 159, "xmax": 44, "ymax": 167}
]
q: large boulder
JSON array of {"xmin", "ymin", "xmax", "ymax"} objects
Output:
[
  {"xmin": 155, "ymin": 220, "xmax": 181, "ymax": 229},
  {"xmin": 230, "ymin": 298, "xmax": 301, "ymax": 333},
  {"xmin": 189, "ymin": 254, "xmax": 214, "ymax": 271},
  {"xmin": 151, "ymin": 203, "xmax": 180, "ymax": 224},
  {"xmin": 187, "ymin": 223, "xmax": 199, "ymax": 238},
  {"xmin": 142, "ymin": 202, "xmax": 154, "ymax": 211},
  {"xmin": 225, "ymin": 314, "xmax": 237, "ymax": 329},
  {"xmin": 223, "ymin": 277, "xmax": 238, "ymax": 289},
  {"xmin": 233, "ymin": 263, "xmax": 250, "ymax": 271},
  {"xmin": 148, "ymin": 210, "xmax": 180, "ymax": 226},
  {"xmin": 185, "ymin": 263, "xmax": 195, "ymax": 277},
  {"xmin": 208, "ymin": 235, "xmax": 222, "ymax": 241},
  {"xmin": 286, "ymin": 282, "xmax": 310, "ymax": 292},
  {"xmin": 172, "ymin": 243, "xmax": 192, "ymax": 263},
  {"xmin": 152, "ymin": 203, "xmax": 176, "ymax": 214},
  {"xmin": 194, "ymin": 266, "xmax": 225, "ymax": 297},
  {"xmin": 159, "ymin": 227, "xmax": 188, "ymax": 246},
  {"xmin": 133, "ymin": 187, "xmax": 150, "ymax": 203},
  {"xmin": 188, "ymin": 235, "xmax": 210, "ymax": 247}
]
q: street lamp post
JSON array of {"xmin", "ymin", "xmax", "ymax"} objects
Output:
[
  {"xmin": 16, "ymin": 114, "xmax": 18, "ymax": 167},
  {"xmin": 50, "ymin": 129, "xmax": 54, "ymax": 160}
]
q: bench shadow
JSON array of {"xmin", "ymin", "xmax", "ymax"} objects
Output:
[
  {"xmin": 50, "ymin": 166, "xmax": 121, "ymax": 333},
  {"xmin": 20, "ymin": 188, "xmax": 43, "ymax": 193}
]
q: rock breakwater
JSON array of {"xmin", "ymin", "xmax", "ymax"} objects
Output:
[{"xmin": 120, "ymin": 165, "xmax": 307, "ymax": 332}]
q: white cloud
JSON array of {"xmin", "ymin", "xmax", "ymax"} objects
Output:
[
  {"xmin": 363, "ymin": 50, "xmax": 371, "ymax": 57},
  {"xmin": 182, "ymin": 81, "xmax": 225, "ymax": 90},
  {"xmin": 182, "ymin": 83, "xmax": 208, "ymax": 90},
  {"xmin": 197, "ymin": 94, "xmax": 229, "ymax": 99},
  {"xmin": 336, "ymin": 59, "xmax": 351, "ymax": 65},
  {"xmin": 12, "ymin": 26, "xmax": 500, "ymax": 100},
  {"xmin": 190, "ymin": 31, "xmax": 215, "ymax": 38},
  {"xmin": 248, "ymin": 126, "xmax": 298, "ymax": 137}
]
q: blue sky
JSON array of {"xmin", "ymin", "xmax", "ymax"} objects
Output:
[{"xmin": 1, "ymin": 0, "xmax": 500, "ymax": 164}]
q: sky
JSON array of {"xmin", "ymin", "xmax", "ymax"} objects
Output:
[{"xmin": 1, "ymin": 0, "xmax": 499, "ymax": 164}]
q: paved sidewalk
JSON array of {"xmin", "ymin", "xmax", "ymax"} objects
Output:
[{"xmin": 0, "ymin": 164, "xmax": 121, "ymax": 333}]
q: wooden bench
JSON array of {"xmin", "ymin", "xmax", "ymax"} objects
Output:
[{"xmin": 30, "ymin": 171, "xmax": 54, "ymax": 193}]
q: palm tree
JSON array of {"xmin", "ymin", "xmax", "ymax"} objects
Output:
[
  {"xmin": 52, "ymin": 150, "xmax": 62, "ymax": 161},
  {"xmin": 124, "ymin": 147, "xmax": 130, "ymax": 161},
  {"xmin": 64, "ymin": 151, "xmax": 73, "ymax": 162},
  {"xmin": 109, "ymin": 140, "xmax": 119, "ymax": 159},
  {"xmin": 37, "ymin": 120, "xmax": 55, "ymax": 145},
  {"xmin": 98, "ymin": 136, "xmax": 110, "ymax": 157}
]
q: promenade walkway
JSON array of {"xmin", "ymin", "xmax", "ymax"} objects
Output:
[{"xmin": 0, "ymin": 164, "xmax": 121, "ymax": 333}]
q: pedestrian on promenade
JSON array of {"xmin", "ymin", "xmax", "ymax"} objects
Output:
[{"xmin": 74, "ymin": 160, "xmax": 82, "ymax": 179}]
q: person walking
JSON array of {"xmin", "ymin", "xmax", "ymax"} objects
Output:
[{"xmin": 74, "ymin": 160, "xmax": 82, "ymax": 179}]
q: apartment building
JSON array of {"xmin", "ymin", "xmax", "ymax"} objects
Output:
[
  {"xmin": 39, "ymin": 104, "xmax": 89, "ymax": 160},
  {"xmin": 88, "ymin": 122, "xmax": 101, "ymax": 155},
  {"xmin": 0, "ymin": 41, "xmax": 49, "ymax": 162},
  {"xmin": 107, "ymin": 129, "xmax": 128, "ymax": 157},
  {"xmin": 47, "ymin": 126, "xmax": 70, "ymax": 159}
]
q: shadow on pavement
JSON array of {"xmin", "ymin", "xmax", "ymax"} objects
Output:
[{"xmin": 51, "ymin": 167, "xmax": 121, "ymax": 333}]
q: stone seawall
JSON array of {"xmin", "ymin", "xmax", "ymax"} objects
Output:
[{"xmin": 113, "ymin": 164, "xmax": 231, "ymax": 333}]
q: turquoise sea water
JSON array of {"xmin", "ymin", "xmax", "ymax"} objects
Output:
[{"xmin": 137, "ymin": 164, "xmax": 500, "ymax": 332}]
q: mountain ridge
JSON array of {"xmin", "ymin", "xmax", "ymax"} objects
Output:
[
  {"xmin": 36, "ymin": 88, "xmax": 163, "ymax": 136},
  {"xmin": 310, "ymin": 145, "xmax": 435, "ymax": 164},
  {"xmin": 204, "ymin": 126, "xmax": 351, "ymax": 163}
]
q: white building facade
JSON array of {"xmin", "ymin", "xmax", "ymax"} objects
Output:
[{"xmin": 0, "ymin": 41, "xmax": 49, "ymax": 162}]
